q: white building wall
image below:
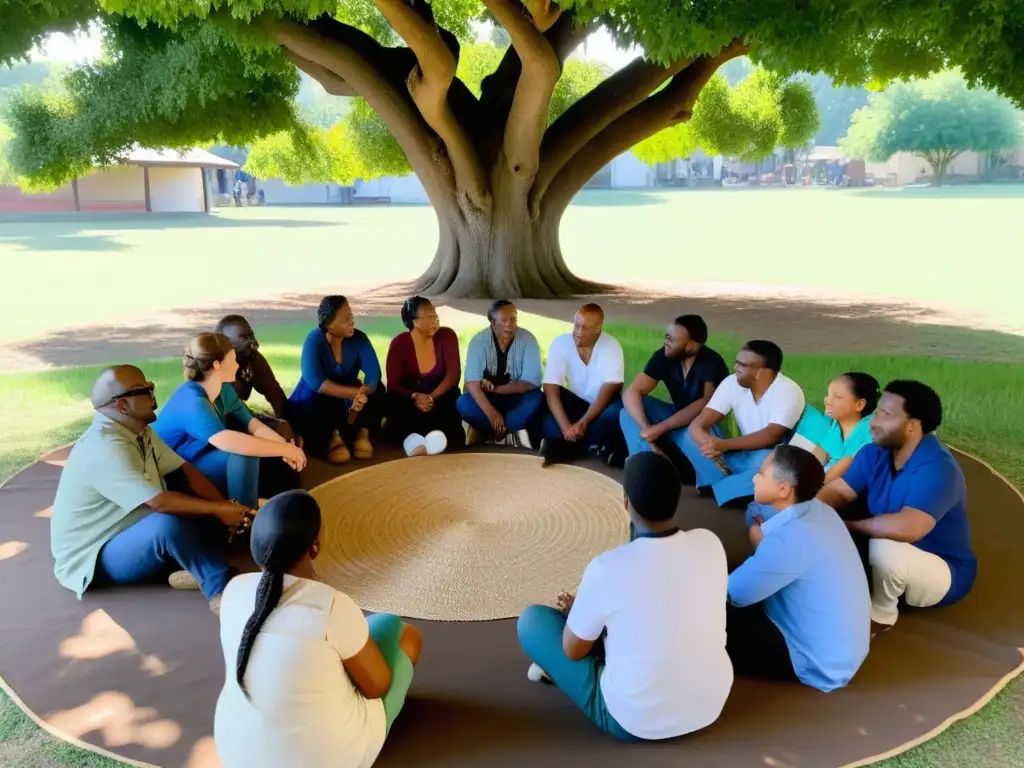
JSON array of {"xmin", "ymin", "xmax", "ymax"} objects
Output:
[
  {"xmin": 609, "ymin": 151, "xmax": 654, "ymax": 188},
  {"xmin": 258, "ymin": 178, "xmax": 341, "ymax": 205},
  {"xmin": 149, "ymin": 166, "xmax": 205, "ymax": 212},
  {"xmin": 353, "ymin": 174, "xmax": 430, "ymax": 204},
  {"xmin": 77, "ymin": 166, "xmax": 145, "ymax": 210}
]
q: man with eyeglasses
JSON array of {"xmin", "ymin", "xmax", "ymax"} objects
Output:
[
  {"xmin": 216, "ymin": 315, "xmax": 301, "ymax": 447},
  {"xmin": 682, "ymin": 340, "xmax": 806, "ymax": 507},
  {"xmin": 51, "ymin": 365, "xmax": 252, "ymax": 616}
]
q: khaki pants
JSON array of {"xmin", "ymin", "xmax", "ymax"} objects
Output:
[{"xmin": 869, "ymin": 539, "xmax": 952, "ymax": 626}]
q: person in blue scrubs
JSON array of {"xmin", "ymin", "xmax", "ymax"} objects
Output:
[
  {"xmin": 155, "ymin": 333, "xmax": 308, "ymax": 510},
  {"xmin": 619, "ymin": 314, "xmax": 729, "ymax": 482},
  {"xmin": 818, "ymin": 380, "xmax": 977, "ymax": 632},
  {"xmin": 746, "ymin": 372, "xmax": 879, "ymax": 525},
  {"xmin": 727, "ymin": 445, "xmax": 871, "ymax": 691},
  {"xmin": 288, "ymin": 295, "xmax": 384, "ymax": 464}
]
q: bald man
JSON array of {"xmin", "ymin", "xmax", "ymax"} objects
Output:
[
  {"xmin": 540, "ymin": 304, "xmax": 626, "ymax": 467},
  {"xmin": 51, "ymin": 365, "xmax": 251, "ymax": 615}
]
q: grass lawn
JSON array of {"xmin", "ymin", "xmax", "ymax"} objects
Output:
[
  {"xmin": 1, "ymin": 189, "xmax": 1023, "ymax": 766},
  {"xmin": 2, "ymin": 312, "xmax": 1023, "ymax": 767}
]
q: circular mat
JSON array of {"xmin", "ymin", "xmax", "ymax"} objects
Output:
[{"xmin": 309, "ymin": 452, "xmax": 629, "ymax": 621}]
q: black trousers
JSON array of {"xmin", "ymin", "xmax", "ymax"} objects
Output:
[
  {"xmin": 726, "ymin": 602, "xmax": 798, "ymax": 682},
  {"xmin": 290, "ymin": 390, "xmax": 384, "ymax": 456},
  {"xmin": 384, "ymin": 388, "xmax": 466, "ymax": 449},
  {"xmin": 837, "ymin": 498, "xmax": 873, "ymax": 588}
]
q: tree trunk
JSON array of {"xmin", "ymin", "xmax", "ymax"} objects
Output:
[{"xmin": 413, "ymin": 170, "xmax": 606, "ymax": 299}]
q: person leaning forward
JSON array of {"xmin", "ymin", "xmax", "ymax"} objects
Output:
[{"xmin": 50, "ymin": 365, "xmax": 253, "ymax": 616}]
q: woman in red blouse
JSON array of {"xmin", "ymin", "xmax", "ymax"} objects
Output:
[{"xmin": 385, "ymin": 296, "xmax": 465, "ymax": 456}]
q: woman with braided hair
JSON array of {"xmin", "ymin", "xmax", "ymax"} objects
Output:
[
  {"xmin": 154, "ymin": 333, "xmax": 307, "ymax": 510},
  {"xmin": 214, "ymin": 490, "xmax": 422, "ymax": 768},
  {"xmin": 288, "ymin": 295, "xmax": 383, "ymax": 464}
]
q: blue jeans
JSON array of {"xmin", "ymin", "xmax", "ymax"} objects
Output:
[
  {"xmin": 366, "ymin": 614, "xmax": 416, "ymax": 733},
  {"xmin": 619, "ymin": 396, "xmax": 689, "ymax": 456},
  {"xmin": 680, "ymin": 428, "xmax": 773, "ymax": 505},
  {"xmin": 516, "ymin": 605, "xmax": 638, "ymax": 742},
  {"xmin": 540, "ymin": 388, "xmax": 625, "ymax": 452},
  {"xmin": 456, "ymin": 389, "xmax": 544, "ymax": 436},
  {"xmin": 193, "ymin": 449, "xmax": 259, "ymax": 509},
  {"xmin": 95, "ymin": 513, "xmax": 232, "ymax": 600}
]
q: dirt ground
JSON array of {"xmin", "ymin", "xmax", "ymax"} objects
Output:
[{"xmin": 3, "ymin": 279, "xmax": 1023, "ymax": 372}]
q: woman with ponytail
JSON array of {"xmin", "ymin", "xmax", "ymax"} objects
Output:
[
  {"xmin": 214, "ymin": 490, "xmax": 423, "ymax": 768},
  {"xmin": 154, "ymin": 333, "xmax": 307, "ymax": 510}
]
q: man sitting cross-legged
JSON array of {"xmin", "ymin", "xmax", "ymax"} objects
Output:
[
  {"xmin": 682, "ymin": 340, "xmax": 805, "ymax": 506},
  {"xmin": 727, "ymin": 446, "xmax": 871, "ymax": 692},
  {"xmin": 539, "ymin": 303, "xmax": 626, "ymax": 466},
  {"xmin": 215, "ymin": 315, "xmax": 301, "ymax": 447},
  {"xmin": 517, "ymin": 452, "xmax": 733, "ymax": 742},
  {"xmin": 620, "ymin": 314, "xmax": 729, "ymax": 481},
  {"xmin": 457, "ymin": 300, "xmax": 544, "ymax": 449},
  {"xmin": 817, "ymin": 380, "xmax": 977, "ymax": 633},
  {"xmin": 51, "ymin": 366, "xmax": 253, "ymax": 616}
]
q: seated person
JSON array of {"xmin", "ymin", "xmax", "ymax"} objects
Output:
[
  {"xmin": 518, "ymin": 452, "xmax": 732, "ymax": 741},
  {"xmin": 216, "ymin": 314, "xmax": 301, "ymax": 447},
  {"xmin": 727, "ymin": 446, "xmax": 871, "ymax": 692},
  {"xmin": 540, "ymin": 304, "xmax": 625, "ymax": 466},
  {"xmin": 682, "ymin": 340, "xmax": 805, "ymax": 506},
  {"xmin": 51, "ymin": 365, "xmax": 251, "ymax": 615},
  {"xmin": 215, "ymin": 490, "xmax": 422, "ymax": 768},
  {"xmin": 747, "ymin": 371, "xmax": 879, "ymax": 525},
  {"xmin": 817, "ymin": 380, "xmax": 977, "ymax": 632},
  {"xmin": 155, "ymin": 333, "xmax": 307, "ymax": 509},
  {"xmin": 288, "ymin": 296, "xmax": 383, "ymax": 464},
  {"xmin": 620, "ymin": 314, "xmax": 728, "ymax": 480},
  {"xmin": 385, "ymin": 296, "xmax": 464, "ymax": 457},
  {"xmin": 457, "ymin": 300, "xmax": 543, "ymax": 449}
]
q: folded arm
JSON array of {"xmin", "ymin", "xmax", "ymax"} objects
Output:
[
  {"xmin": 494, "ymin": 379, "xmax": 536, "ymax": 395},
  {"xmin": 727, "ymin": 537, "xmax": 801, "ymax": 607},
  {"xmin": 660, "ymin": 381, "xmax": 716, "ymax": 432},
  {"xmin": 544, "ymin": 384, "xmax": 573, "ymax": 434},
  {"xmin": 848, "ymin": 507, "xmax": 937, "ymax": 543},
  {"xmin": 688, "ymin": 406, "xmax": 726, "ymax": 444},
  {"xmin": 207, "ymin": 429, "xmax": 291, "ymax": 458},
  {"xmin": 581, "ymin": 382, "xmax": 623, "ymax": 426},
  {"xmin": 622, "ymin": 373, "xmax": 657, "ymax": 428}
]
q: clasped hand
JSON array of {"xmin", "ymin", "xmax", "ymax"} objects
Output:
[
  {"xmin": 413, "ymin": 393, "xmax": 434, "ymax": 412},
  {"xmin": 700, "ymin": 436, "xmax": 725, "ymax": 459},
  {"xmin": 562, "ymin": 418, "xmax": 588, "ymax": 442}
]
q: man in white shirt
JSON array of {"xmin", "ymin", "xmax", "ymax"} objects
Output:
[
  {"xmin": 683, "ymin": 340, "xmax": 805, "ymax": 506},
  {"xmin": 540, "ymin": 304, "xmax": 625, "ymax": 466},
  {"xmin": 516, "ymin": 452, "xmax": 733, "ymax": 741}
]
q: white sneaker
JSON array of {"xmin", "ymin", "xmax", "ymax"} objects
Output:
[
  {"xmin": 515, "ymin": 429, "xmax": 533, "ymax": 451},
  {"xmin": 424, "ymin": 430, "xmax": 448, "ymax": 455},
  {"xmin": 403, "ymin": 434, "xmax": 427, "ymax": 457},
  {"xmin": 527, "ymin": 663, "xmax": 551, "ymax": 683}
]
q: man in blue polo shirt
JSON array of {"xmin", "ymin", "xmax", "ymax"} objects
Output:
[
  {"xmin": 818, "ymin": 380, "xmax": 976, "ymax": 630},
  {"xmin": 619, "ymin": 315, "xmax": 729, "ymax": 481},
  {"xmin": 727, "ymin": 445, "xmax": 871, "ymax": 692}
]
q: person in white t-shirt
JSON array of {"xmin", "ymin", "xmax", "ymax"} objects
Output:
[
  {"xmin": 683, "ymin": 340, "xmax": 805, "ymax": 506},
  {"xmin": 540, "ymin": 304, "xmax": 626, "ymax": 466},
  {"xmin": 214, "ymin": 490, "xmax": 423, "ymax": 768},
  {"xmin": 516, "ymin": 452, "xmax": 733, "ymax": 741}
]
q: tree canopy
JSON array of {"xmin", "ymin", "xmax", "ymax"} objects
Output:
[
  {"xmin": 2, "ymin": 0, "xmax": 1024, "ymax": 297},
  {"xmin": 633, "ymin": 69, "xmax": 819, "ymax": 166},
  {"xmin": 840, "ymin": 70, "xmax": 1024, "ymax": 184}
]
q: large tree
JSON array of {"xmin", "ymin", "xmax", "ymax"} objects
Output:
[
  {"xmin": 3, "ymin": 0, "xmax": 1024, "ymax": 297},
  {"xmin": 840, "ymin": 71, "xmax": 1023, "ymax": 186}
]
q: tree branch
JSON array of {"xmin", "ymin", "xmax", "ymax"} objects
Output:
[
  {"xmin": 371, "ymin": 0, "xmax": 489, "ymax": 208},
  {"xmin": 482, "ymin": 0, "xmax": 561, "ymax": 181},
  {"xmin": 543, "ymin": 41, "xmax": 748, "ymax": 217},
  {"xmin": 529, "ymin": 56, "xmax": 690, "ymax": 214},
  {"xmin": 282, "ymin": 49, "xmax": 357, "ymax": 96},
  {"xmin": 271, "ymin": 17, "xmax": 456, "ymax": 203}
]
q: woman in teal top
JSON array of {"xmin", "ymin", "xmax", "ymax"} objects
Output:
[
  {"xmin": 747, "ymin": 372, "xmax": 878, "ymax": 526},
  {"xmin": 791, "ymin": 372, "xmax": 880, "ymax": 484}
]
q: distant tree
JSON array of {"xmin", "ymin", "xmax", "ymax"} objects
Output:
[
  {"xmin": 841, "ymin": 71, "xmax": 1024, "ymax": 185},
  {"xmin": 0, "ymin": 121, "xmax": 19, "ymax": 184},
  {"xmin": 633, "ymin": 69, "xmax": 819, "ymax": 166},
  {"xmin": 805, "ymin": 73, "xmax": 869, "ymax": 145},
  {"xmin": 245, "ymin": 122, "xmax": 367, "ymax": 184}
]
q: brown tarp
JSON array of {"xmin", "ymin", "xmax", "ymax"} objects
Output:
[{"xmin": 1, "ymin": 446, "xmax": 1022, "ymax": 768}]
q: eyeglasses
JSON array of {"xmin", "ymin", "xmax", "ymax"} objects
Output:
[{"xmin": 97, "ymin": 384, "xmax": 155, "ymax": 408}]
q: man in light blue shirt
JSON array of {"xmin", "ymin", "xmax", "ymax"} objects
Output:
[
  {"xmin": 727, "ymin": 445, "xmax": 871, "ymax": 692},
  {"xmin": 457, "ymin": 300, "xmax": 544, "ymax": 448}
]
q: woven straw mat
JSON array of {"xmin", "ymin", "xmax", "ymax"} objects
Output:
[{"xmin": 310, "ymin": 453, "xmax": 629, "ymax": 621}]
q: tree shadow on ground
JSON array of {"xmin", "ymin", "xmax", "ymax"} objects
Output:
[
  {"xmin": 848, "ymin": 184, "xmax": 1024, "ymax": 201},
  {"xmin": 5, "ymin": 280, "xmax": 1024, "ymax": 371}
]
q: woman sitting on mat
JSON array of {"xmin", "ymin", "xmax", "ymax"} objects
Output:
[
  {"xmin": 747, "ymin": 372, "xmax": 878, "ymax": 526},
  {"xmin": 289, "ymin": 295, "xmax": 383, "ymax": 464},
  {"xmin": 517, "ymin": 452, "xmax": 733, "ymax": 742},
  {"xmin": 385, "ymin": 296, "xmax": 465, "ymax": 456},
  {"xmin": 154, "ymin": 333, "xmax": 307, "ymax": 510},
  {"xmin": 214, "ymin": 490, "xmax": 423, "ymax": 768}
]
